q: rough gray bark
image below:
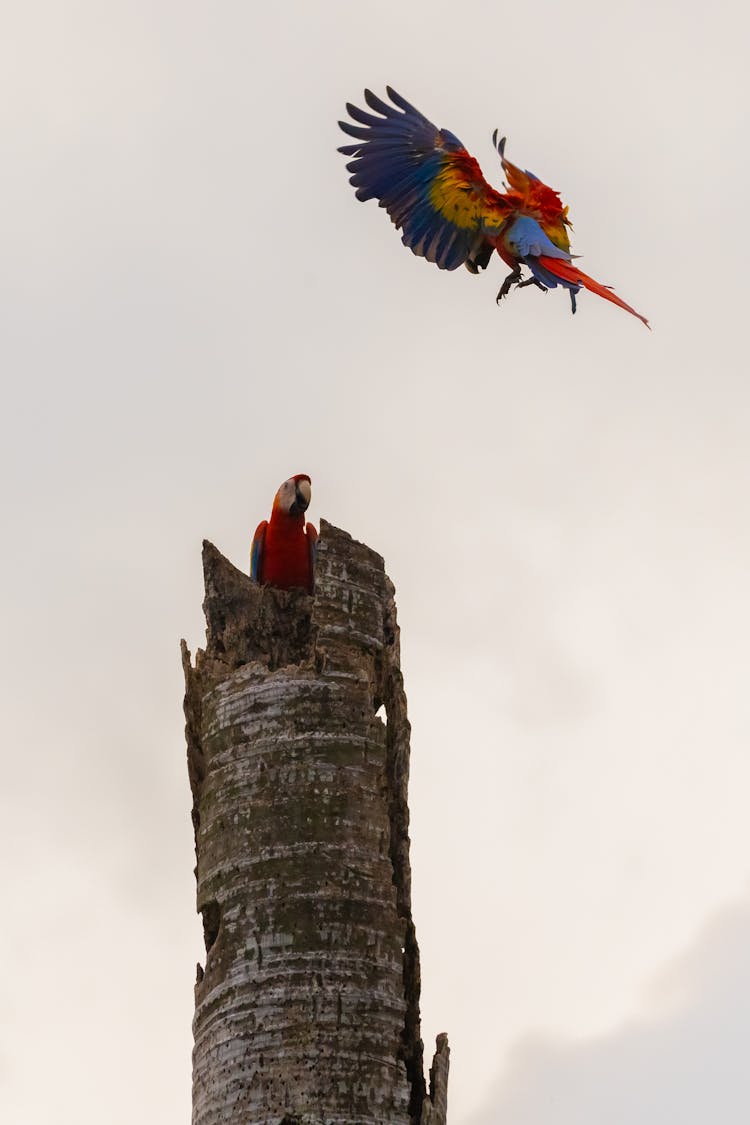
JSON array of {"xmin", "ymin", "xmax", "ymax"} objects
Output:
[{"xmin": 182, "ymin": 520, "xmax": 448, "ymax": 1125}]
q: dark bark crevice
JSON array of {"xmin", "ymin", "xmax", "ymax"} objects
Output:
[
  {"xmin": 200, "ymin": 900, "xmax": 221, "ymax": 955},
  {"xmin": 378, "ymin": 581, "xmax": 427, "ymax": 1123}
]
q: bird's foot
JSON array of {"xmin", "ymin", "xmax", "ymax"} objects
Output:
[
  {"xmin": 517, "ymin": 277, "xmax": 548, "ymax": 293},
  {"xmin": 496, "ymin": 268, "xmax": 522, "ymax": 303},
  {"xmin": 570, "ymin": 290, "xmax": 577, "ymax": 315}
]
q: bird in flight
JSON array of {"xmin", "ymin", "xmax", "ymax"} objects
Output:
[
  {"xmin": 339, "ymin": 87, "xmax": 649, "ymax": 327},
  {"xmin": 251, "ymin": 474, "xmax": 318, "ymax": 594}
]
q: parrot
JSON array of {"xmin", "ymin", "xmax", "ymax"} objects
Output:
[
  {"xmin": 250, "ymin": 474, "xmax": 318, "ymax": 594},
  {"xmin": 338, "ymin": 87, "xmax": 649, "ymax": 327}
]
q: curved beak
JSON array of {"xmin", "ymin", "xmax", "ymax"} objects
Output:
[{"xmin": 290, "ymin": 478, "xmax": 311, "ymax": 515}]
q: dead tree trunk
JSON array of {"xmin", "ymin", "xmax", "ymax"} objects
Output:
[{"xmin": 182, "ymin": 520, "xmax": 449, "ymax": 1125}]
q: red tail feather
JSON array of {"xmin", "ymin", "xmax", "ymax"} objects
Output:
[{"xmin": 539, "ymin": 256, "xmax": 650, "ymax": 328}]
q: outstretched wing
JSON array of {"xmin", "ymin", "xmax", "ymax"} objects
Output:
[
  {"xmin": 339, "ymin": 87, "xmax": 512, "ymax": 272},
  {"xmin": 250, "ymin": 520, "xmax": 267, "ymax": 583}
]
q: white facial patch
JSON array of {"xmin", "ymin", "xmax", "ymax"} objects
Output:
[{"xmin": 276, "ymin": 478, "xmax": 297, "ymax": 513}]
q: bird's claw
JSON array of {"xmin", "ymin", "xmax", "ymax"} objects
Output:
[
  {"xmin": 496, "ymin": 268, "xmax": 522, "ymax": 304},
  {"xmin": 517, "ymin": 277, "xmax": 548, "ymax": 293},
  {"xmin": 496, "ymin": 269, "xmax": 550, "ymax": 304}
]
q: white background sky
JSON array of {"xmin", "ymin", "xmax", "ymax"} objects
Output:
[{"xmin": 2, "ymin": 2, "xmax": 749, "ymax": 1121}]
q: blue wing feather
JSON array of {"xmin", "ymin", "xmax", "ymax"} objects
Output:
[
  {"xmin": 338, "ymin": 88, "xmax": 508, "ymax": 272},
  {"xmin": 250, "ymin": 521, "xmax": 267, "ymax": 582},
  {"xmin": 503, "ymin": 216, "xmax": 578, "ymax": 292}
]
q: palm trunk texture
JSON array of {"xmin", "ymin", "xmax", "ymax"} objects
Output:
[{"xmin": 182, "ymin": 520, "xmax": 449, "ymax": 1125}]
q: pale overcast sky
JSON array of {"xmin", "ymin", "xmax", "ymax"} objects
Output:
[{"xmin": 2, "ymin": 2, "xmax": 749, "ymax": 1122}]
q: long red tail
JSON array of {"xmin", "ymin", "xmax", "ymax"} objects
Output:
[{"xmin": 539, "ymin": 256, "xmax": 650, "ymax": 328}]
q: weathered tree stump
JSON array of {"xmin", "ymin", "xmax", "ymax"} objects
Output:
[{"xmin": 182, "ymin": 520, "xmax": 448, "ymax": 1125}]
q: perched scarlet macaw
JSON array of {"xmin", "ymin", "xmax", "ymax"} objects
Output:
[
  {"xmin": 250, "ymin": 474, "xmax": 318, "ymax": 594},
  {"xmin": 339, "ymin": 88, "xmax": 649, "ymax": 327}
]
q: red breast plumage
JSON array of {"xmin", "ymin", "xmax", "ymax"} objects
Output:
[{"xmin": 250, "ymin": 474, "xmax": 318, "ymax": 594}]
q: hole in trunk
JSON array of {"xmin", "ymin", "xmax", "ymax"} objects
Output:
[{"xmin": 201, "ymin": 900, "xmax": 221, "ymax": 954}]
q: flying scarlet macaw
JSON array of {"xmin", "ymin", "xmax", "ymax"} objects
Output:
[
  {"xmin": 250, "ymin": 474, "xmax": 318, "ymax": 594},
  {"xmin": 338, "ymin": 88, "xmax": 649, "ymax": 327}
]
